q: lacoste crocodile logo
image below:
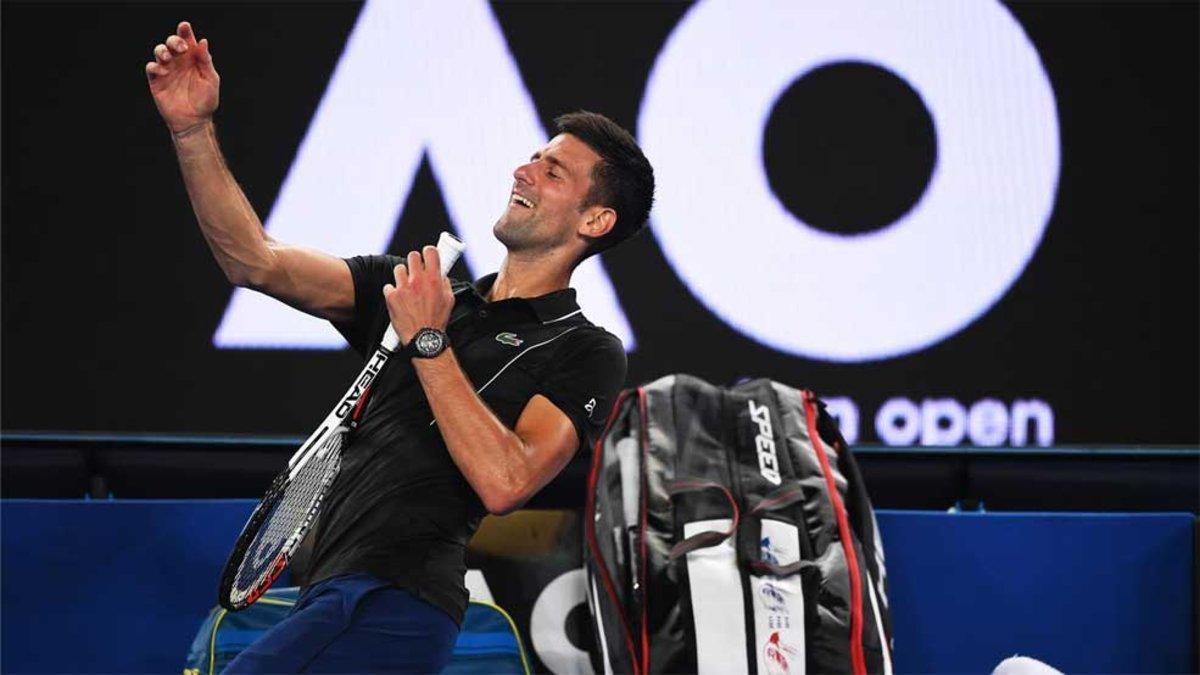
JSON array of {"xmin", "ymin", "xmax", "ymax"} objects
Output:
[{"xmin": 495, "ymin": 332, "xmax": 523, "ymax": 347}]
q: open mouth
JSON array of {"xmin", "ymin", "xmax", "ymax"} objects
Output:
[{"xmin": 511, "ymin": 193, "xmax": 535, "ymax": 209}]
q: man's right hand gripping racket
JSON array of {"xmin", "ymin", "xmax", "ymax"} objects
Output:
[{"xmin": 218, "ymin": 232, "xmax": 466, "ymax": 611}]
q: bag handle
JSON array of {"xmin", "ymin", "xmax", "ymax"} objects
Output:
[{"xmin": 665, "ymin": 478, "xmax": 741, "ymax": 560}]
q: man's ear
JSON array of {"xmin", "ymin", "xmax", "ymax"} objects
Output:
[{"xmin": 579, "ymin": 206, "xmax": 617, "ymax": 241}]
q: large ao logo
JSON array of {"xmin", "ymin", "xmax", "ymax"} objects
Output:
[{"xmin": 216, "ymin": 0, "xmax": 1059, "ymax": 363}]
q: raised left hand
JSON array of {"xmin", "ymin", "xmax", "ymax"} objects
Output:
[{"xmin": 382, "ymin": 246, "xmax": 455, "ymax": 345}]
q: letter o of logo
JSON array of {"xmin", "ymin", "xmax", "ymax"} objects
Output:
[{"xmin": 639, "ymin": 0, "xmax": 1060, "ymax": 361}]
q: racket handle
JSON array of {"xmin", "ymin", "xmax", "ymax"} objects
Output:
[
  {"xmin": 381, "ymin": 232, "xmax": 466, "ymax": 351},
  {"xmin": 436, "ymin": 231, "xmax": 466, "ymax": 272}
]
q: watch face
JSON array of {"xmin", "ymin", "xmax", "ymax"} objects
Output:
[{"xmin": 414, "ymin": 329, "xmax": 445, "ymax": 356}]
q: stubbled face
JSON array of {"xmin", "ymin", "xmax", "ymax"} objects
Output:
[{"xmin": 494, "ymin": 133, "xmax": 602, "ymax": 255}]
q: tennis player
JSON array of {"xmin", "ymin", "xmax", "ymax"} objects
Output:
[{"xmin": 146, "ymin": 21, "xmax": 654, "ymax": 673}]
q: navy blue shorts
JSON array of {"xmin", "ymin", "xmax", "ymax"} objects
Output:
[{"xmin": 222, "ymin": 573, "xmax": 459, "ymax": 674}]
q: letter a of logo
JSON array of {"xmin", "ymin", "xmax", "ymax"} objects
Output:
[{"xmin": 214, "ymin": 0, "xmax": 634, "ymax": 350}]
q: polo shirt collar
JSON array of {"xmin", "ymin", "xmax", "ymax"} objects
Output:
[{"xmin": 471, "ymin": 272, "xmax": 583, "ymax": 324}]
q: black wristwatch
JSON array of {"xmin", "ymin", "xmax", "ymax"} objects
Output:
[{"xmin": 403, "ymin": 327, "xmax": 449, "ymax": 359}]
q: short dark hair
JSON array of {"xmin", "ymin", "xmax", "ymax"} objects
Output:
[{"xmin": 553, "ymin": 111, "xmax": 655, "ymax": 261}]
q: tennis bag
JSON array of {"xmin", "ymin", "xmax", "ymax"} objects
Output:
[
  {"xmin": 184, "ymin": 587, "xmax": 530, "ymax": 675},
  {"xmin": 584, "ymin": 375, "xmax": 893, "ymax": 675}
]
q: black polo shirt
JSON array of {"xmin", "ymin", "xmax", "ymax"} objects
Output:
[{"xmin": 302, "ymin": 254, "xmax": 626, "ymax": 623}]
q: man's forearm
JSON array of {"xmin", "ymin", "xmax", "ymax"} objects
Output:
[
  {"xmin": 413, "ymin": 349, "xmax": 532, "ymax": 514},
  {"xmin": 171, "ymin": 121, "xmax": 275, "ymax": 286}
]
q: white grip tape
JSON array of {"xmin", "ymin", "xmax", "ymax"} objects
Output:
[{"xmin": 381, "ymin": 232, "xmax": 465, "ymax": 351}]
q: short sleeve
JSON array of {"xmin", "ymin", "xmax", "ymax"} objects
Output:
[
  {"xmin": 332, "ymin": 254, "xmax": 403, "ymax": 356},
  {"xmin": 536, "ymin": 329, "xmax": 628, "ymax": 451}
]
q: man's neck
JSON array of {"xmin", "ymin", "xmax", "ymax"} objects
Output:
[{"xmin": 487, "ymin": 249, "xmax": 573, "ymax": 302}]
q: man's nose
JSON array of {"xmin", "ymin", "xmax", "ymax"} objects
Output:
[{"xmin": 513, "ymin": 161, "xmax": 534, "ymax": 185}]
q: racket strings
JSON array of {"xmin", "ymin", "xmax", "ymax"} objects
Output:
[{"xmin": 229, "ymin": 430, "xmax": 345, "ymax": 603}]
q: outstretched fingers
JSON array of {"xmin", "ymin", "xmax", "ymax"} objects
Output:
[
  {"xmin": 165, "ymin": 34, "xmax": 188, "ymax": 55},
  {"xmin": 177, "ymin": 21, "xmax": 214, "ymax": 67},
  {"xmin": 152, "ymin": 34, "xmax": 186, "ymax": 70},
  {"xmin": 178, "ymin": 21, "xmax": 198, "ymax": 46},
  {"xmin": 145, "ymin": 61, "xmax": 168, "ymax": 81},
  {"xmin": 149, "ymin": 24, "xmax": 217, "ymax": 83},
  {"xmin": 197, "ymin": 38, "xmax": 213, "ymax": 64}
]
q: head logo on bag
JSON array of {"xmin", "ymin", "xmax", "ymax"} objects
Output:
[
  {"xmin": 749, "ymin": 400, "xmax": 782, "ymax": 485},
  {"xmin": 764, "ymin": 631, "xmax": 799, "ymax": 675},
  {"xmin": 759, "ymin": 582, "xmax": 787, "ymax": 612}
]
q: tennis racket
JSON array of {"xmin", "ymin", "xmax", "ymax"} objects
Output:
[{"xmin": 218, "ymin": 232, "xmax": 466, "ymax": 611}]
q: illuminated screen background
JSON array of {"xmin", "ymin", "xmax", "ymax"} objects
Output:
[{"xmin": 2, "ymin": 1, "xmax": 1197, "ymax": 446}]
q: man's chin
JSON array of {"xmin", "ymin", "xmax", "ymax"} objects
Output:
[{"xmin": 493, "ymin": 217, "xmax": 534, "ymax": 250}]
